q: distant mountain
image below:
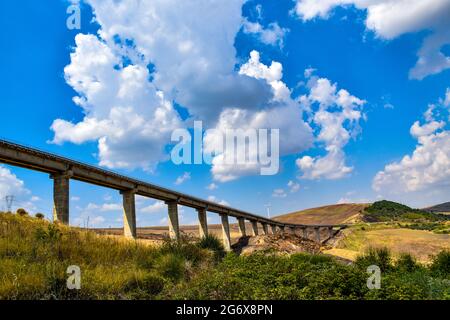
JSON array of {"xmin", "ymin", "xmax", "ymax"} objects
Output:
[
  {"xmin": 423, "ymin": 202, "xmax": 450, "ymax": 213},
  {"xmin": 273, "ymin": 203, "xmax": 369, "ymax": 225}
]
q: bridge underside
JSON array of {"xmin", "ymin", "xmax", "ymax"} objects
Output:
[{"xmin": 0, "ymin": 140, "xmax": 347, "ymax": 250}]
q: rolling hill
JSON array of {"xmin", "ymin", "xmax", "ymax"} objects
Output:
[
  {"xmin": 424, "ymin": 202, "xmax": 450, "ymax": 214},
  {"xmin": 273, "ymin": 203, "xmax": 369, "ymax": 225}
]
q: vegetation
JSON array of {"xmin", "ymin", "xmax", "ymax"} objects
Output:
[
  {"xmin": 363, "ymin": 200, "xmax": 448, "ymax": 222},
  {"xmin": 0, "ymin": 212, "xmax": 448, "ymax": 300}
]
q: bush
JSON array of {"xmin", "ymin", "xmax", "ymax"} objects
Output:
[
  {"xmin": 395, "ymin": 253, "xmax": 419, "ymax": 272},
  {"xmin": 124, "ymin": 273, "xmax": 165, "ymax": 296},
  {"xmin": 355, "ymin": 247, "xmax": 392, "ymax": 272},
  {"xmin": 35, "ymin": 213, "xmax": 45, "ymax": 220},
  {"xmin": 16, "ymin": 208, "xmax": 29, "ymax": 216},
  {"xmin": 197, "ymin": 234, "xmax": 225, "ymax": 260},
  {"xmin": 155, "ymin": 254, "xmax": 186, "ymax": 282},
  {"xmin": 430, "ymin": 250, "xmax": 450, "ymax": 276}
]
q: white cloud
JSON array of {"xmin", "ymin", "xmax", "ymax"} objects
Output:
[
  {"xmin": 140, "ymin": 200, "xmax": 165, "ymax": 214},
  {"xmin": 175, "ymin": 172, "xmax": 191, "ymax": 185},
  {"xmin": 272, "ymin": 188, "xmax": 287, "ymax": 198},
  {"xmin": 205, "ymin": 51, "xmax": 313, "ymax": 182},
  {"xmin": 373, "ymin": 89, "xmax": 450, "ymax": 196},
  {"xmin": 0, "ymin": 166, "xmax": 37, "ymax": 212},
  {"xmin": 287, "ymin": 180, "xmax": 300, "ymax": 193},
  {"xmin": 100, "ymin": 203, "xmax": 122, "ymax": 212},
  {"xmin": 242, "ymin": 19, "xmax": 289, "ymax": 47},
  {"xmin": 296, "ymin": 71, "xmax": 365, "ymax": 180},
  {"xmin": 292, "ymin": 0, "xmax": 450, "ymax": 79},
  {"xmin": 207, "ymin": 195, "xmax": 230, "ymax": 206},
  {"xmin": 71, "ymin": 196, "xmax": 80, "ymax": 201},
  {"xmin": 206, "ymin": 183, "xmax": 218, "ymax": 190}
]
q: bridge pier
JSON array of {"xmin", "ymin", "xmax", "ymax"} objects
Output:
[
  {"xmin": 51, "ymin": 171, "xmax": 71, "ymax": 224},
  {"xmin": 220, "ymin": 214, "xmax": 231, "ymax": 251},
  {"xmin": 315, "ymin": 227, "xmax": 321, "ymax": 243},
  {"xmin": 262, "ymin": 223, "xmax": 269, "ymax": 235},
  {"xmin": 250, "ymin": 220, "xmax": 259, "ymax": 236},
  {"xmin": 166, "ymin": 201, "xmax": 180, "ymax": 240},
  {"xmin": 302, "ymin": 227, "xmax": 308, "ymax": 239},
  {"xmin": 271, "ymin": 225, "xmax": 277, "ymax": 235},
  {"xmin": 121, "ymin": 190, "xmax": 137, "ymax": 239},
  {"xmin": 237, "ymin": 218, "xmax": 246, "ymax": 237},
  {"xmin": 289, "ymin": 226, "xmax": 296, "ymax": 235},
  {"xmin": 279, "ymin": 226, "xmax": 285, "ymax": 234},
  {"xmin": 197, "ymin": 208, "xmax": 208, "ymax": 238},
  {"xmin": 328, "ymin": 227, "xmax": 334, "ymax": 240}
]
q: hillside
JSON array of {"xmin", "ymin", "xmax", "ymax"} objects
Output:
[
  {"xmin": 424, "ymin": 202, "xmax": 450, "ymax": 214},
  {"xmin": 274, "ymin": 203, "xmax": 369, "ymax": 225}
]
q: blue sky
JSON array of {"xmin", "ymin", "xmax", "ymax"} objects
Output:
[{"xmin": 0, "ymin": 0, "xmax": 449, "ymax": 228}]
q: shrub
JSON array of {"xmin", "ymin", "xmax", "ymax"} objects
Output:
[
  {"xmin": 124, "ymin": 273, "xmax": 165, "ymax": 296},
  {"xmin": 430, "ymin": 250, "xmax": 450, "ymax": 276},
  {"xmin": 16, "ymin": 208, "xmax": 29, "ymax": 216},
  {"xmin": 355, "ymin": 247, "xmax": 392, "ymax": 272},
  {"xmin": 197, "ymin": 234, "xmax": 225, "ymax": 260},
  {"xmin": 395, "ymin": 253, "xmax": 419, "ymax": 272},
  {"xmin": 35, "ymin": 213, "xmax": 45, "ymax": 220}
]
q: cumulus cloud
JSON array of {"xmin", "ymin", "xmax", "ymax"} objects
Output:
[
  {"xmin": 272, "ymin": 188, "xmax": 287, "ymax": 198},
  {"xmin": 288, "ymin": 180, "xmax": 300, "ymax": 193},
  {"xmin": 140, "ymin": 200, "xmax": 165, "ymax": 214},
  {"xmin": 205, "ymin": 51, "xmax": 313, "ymax": 182},
  {"xmin": 0, "ymin": 166, "xmax": 37, "ymax": 212},
  {"xmin": 292, "ymin": 0, "xmax": 450, "ymax": 79},
  {"xmin": 207, "ymin": 195, "xmax": 230, "ymax": 206},
  {"xmin": 242, "ymin": 19, "xmax": 289, "ymax": 48},
  {"xmin": 175, "ymin": 172, "xmax": 191, "ymax": 185},
  {"xmin": 206, "ymin": 183, "xmax": 218, "ymax": 191},
  {"xmin": 373, "ymin": 88, "xmax": 450, "ymax": 195},
  {"xmin": 296, "ymin": 71, "xmax": 365, "ymax": 180}
]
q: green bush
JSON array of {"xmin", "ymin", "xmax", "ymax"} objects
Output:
[
  {"xmin": 155, "ymin": 254, "xmax": 186, "ymax": 282},
  {"xmin": 395, "ymin": 253, "xmax": 419, "ymax": 272},
  {"xmin": 430, "ymin": 250, "xmax": 450, "ymax": 276},
  {"xmin": 16, "ymin": 208, "xmax": 29, "ymax": 216},
  {"xmin": 355, "ymin": 247, "xmax": 392, "ymax": 272},
  {"xmin": 197, "ymin": 234, "xmax": 225, "ymax": 260},
  {"xmin": 35, "ymin": 213, "xmax": 45, "ymax": 220}
]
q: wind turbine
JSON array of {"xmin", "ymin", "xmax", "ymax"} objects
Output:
[{"xmin": 264, "ymin": 203, "xmax": 272, "ymax": 219}]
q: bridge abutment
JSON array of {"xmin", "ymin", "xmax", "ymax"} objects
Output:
[
  {"xmin": 121, "ymin": 190, "xmax": 137, "ymax": 239},
  {"xmin": 220, "ymin": 214, "xmax": 231, "ymax": 251},
  {"xmin": 51, "ymin": 171, "xmax": 71, "ymax": 224},
  {"xmin": 166, "ymin": 201, "xmax": 180, "ymax": 240}
]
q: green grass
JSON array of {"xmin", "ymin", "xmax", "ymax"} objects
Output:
[{"xmin": 0, "ymin": 212, "xmax": 448, "ymax": 300}]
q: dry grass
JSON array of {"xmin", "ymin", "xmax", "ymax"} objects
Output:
[
  {"xmin": 273, "ymin": 203, "xmax": 369, "ymax": 225},
  {"xmin": 326, "ymin": 225, "xmax": 450, "ymax": 263}
]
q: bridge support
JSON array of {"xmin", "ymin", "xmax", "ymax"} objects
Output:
[
  {"xmin": 328, "ymin": 227, "xmax": 334, "ymax": 240},
  {"xmin": 289, "ymin": 227, "xmax": 296, "ymax": 235},
  {"xmin": 315, "ymin": 227, "xmax": 321, "ymax": 243},
  {"xmin": 221, "ymin": 214, "xmax": 231, "ymax": 251},
  {"xmin": 302, "ymin": 227, "xmax": 308, "ymax": 239},
  {"xmin": 262, "ymin": 223, "xmax": 269, "ymax": 235},
  {"xmin": 250, "ymin": 220, "xmax": 259, "ymax": 236},
  {"xmin": 279, "ymin": 226, "xmax": 285, "ymax": 234},
  {"xmin": 271, "ymin": 225, "xmax": 277, "ymax": 235},
  {"xmin": 238, "ymin": 218, "xmax": 246, "ymax": 237},
  {"xmin": 51, "ymin": 171, "xmax": 71, "ymax": 224},
  {"xmin": 121, "ymin": 190, "xmax": 137, "ymax": 239},
  {"xmin": 197, "ymin": 208, "xmax": 208, "ymax": 238},
  {"xmin": 166, "ymin": 201, "xmax": 180, "ymax": 240}
]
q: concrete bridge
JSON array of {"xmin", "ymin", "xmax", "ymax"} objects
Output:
[{"xmin": 0, "ymin": 139, "xmax": 347, "ymax": 250}]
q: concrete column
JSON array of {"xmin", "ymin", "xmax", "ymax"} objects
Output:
[
  {"xmin": 262, "ymin": 223, "xmax": 269, "ymax": 235},
  {"xmin": 279, "ymin": 226, "xmax": 285, "ymax": 234},
  {"xmin": 271, "ymin": 225, "xmax": 277, "ymax": 234},
  {"xmin": 237, "ymin": 218, "xmax": 246, "ymax": 237},
  {"xmin": 221, "ymin": 214, "xmax": 231, "ymax": 251},
  {"xmin": 289, "ymin": 227, "xmax": 296, "ymax": 235},
  {"xmin": 51, "ymin": 172, "xmax": 71, "ymax": 224},
  {"xmin": 166, "ymin": 201, "xmax": 180, "ymax": 240},
  {"xmin": 302, "ymin": 227, "xmax": 308, "ymax": 239},
  {"xmin": 197, "ymin": 208, "xmax": 208, "ymax": 238},
  {"xmin": 328, "ymin": 227, "xmax": 334, "ymax": 239},
  {"xmin": 121, "ymin": 190, "xmax": 137, "ymax": 239},
  {"xmin": 250, "ymin": 220, "xmax": 259, "ymax": 236},
  {"xmin": 315, "ymin": 227, "xmax": 321, "ymax": 243}
]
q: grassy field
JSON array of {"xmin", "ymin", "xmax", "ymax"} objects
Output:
[
  {"xmin": 274, "ymin": 203, "xmax": 369, "ymax": 225},
  {"xmin": 325, "ymin": 224, "xmax": 450, "ymax": 263},
  {"xmin": 0, "ymin": 211, "xmax": 449, "ymax": 300}
]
